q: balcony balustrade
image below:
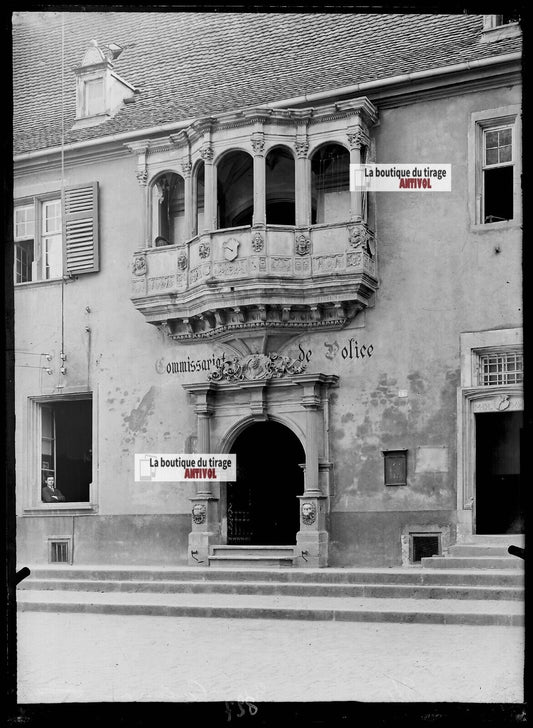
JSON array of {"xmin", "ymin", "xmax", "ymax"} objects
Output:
[{"xmin": 131, "ymin": 220, "xmax": 377, "ymax": 342}]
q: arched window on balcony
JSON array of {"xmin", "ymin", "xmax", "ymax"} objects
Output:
[
  {"xmin": 151, "ymin": 172, "xmax": 185, "ymax": 246},
  {"xmin": 311, "ymin": 144, "xmax": 350, "ymax": 225},
  {"xmin": 194, "ymin": 161, "xmax": 205, "ymax": 235},
  {"xmin": 266, "ymin": 146, "xmax": 295, "ymax": 225},
  {"xmin": 217, "ymin": 150, "xmax": 254, "ymax": 229}
]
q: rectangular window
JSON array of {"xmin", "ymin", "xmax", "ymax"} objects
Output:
[
  {"xmin": 478, "ymin": 351, "xmax": 523, "ymax": 386},
  {"xmin": 85, "ymin": 78, "xmax": 105, "ymax": 116},
  {"xmin": 383, "ymin": 449, "xmax": 408, "ymax": 486},
  {"xmin": 42, "ymin": 198, "xmax": 63, "ymax": 279},
  {"xmin": 13, "ymin": 183, "xmax": 99, "ymax": 284},
  {"xmin": 14, "ymin": 204, "xmax": 35, "ymax": 283},
  {"xmin": 482, "ymin": 125, "xmax": 514, "ymax": 223},
  {"xmin": 470, "ymin": 108, "xmax": 520, "ymax": 228},
  {"xmin": 40, "ymin": 399, "xmax": 92, "ymax": 504}
]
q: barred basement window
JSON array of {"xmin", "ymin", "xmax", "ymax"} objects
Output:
[
  {"xmin": 48, "ymin": 537, "xmax": 72, "ymax": 564},
  {"xmin": 478, "ymin": 351, "xmax": 523, "ymax": 386}
]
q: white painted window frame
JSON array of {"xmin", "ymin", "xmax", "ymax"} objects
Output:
[{"xmin": 468, "ymin": 105, "xmax": 521, "ymax": 231}]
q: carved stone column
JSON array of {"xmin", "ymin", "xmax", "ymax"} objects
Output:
[
  {"xmin": 183, "ymin": 383, "xmax": 220, "ymax": 565},
  {"xmin": 200, "ymin": 144, "xmax": 216, "ymax": 231},
  {"xmin": 181, "ymin": 160, "xmax": 194, "ymax": 240},
  {"xmin": 251, "ymin": 133, "xmax": 266, "ymax": 226},
  {"xmin": 295, "ymin": 375, "xmax": 329, "ymax": 567},
  {"xmin": 347, "ymin": 121, "xmax": 370, "ymax": 223},
  {"xmin": 295, "ymin": 138, "xmax": 310, "ymax": 226}
]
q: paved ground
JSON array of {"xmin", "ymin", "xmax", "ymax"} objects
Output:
[{"xmin": 17, "ymin": 611, "xmax": 524, "ymax": 704}]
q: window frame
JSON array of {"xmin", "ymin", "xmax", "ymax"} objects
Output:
[
  {"xmin": 24, "ymin": 392, "xmax": 98, "ymax": 515},
  {"xmin": 469, "ymin": 106, "xmax": 521, "ymax": 231},
  {"xmin": 14, "ymin": 192, "xmax": 62, "ymax": 284}
]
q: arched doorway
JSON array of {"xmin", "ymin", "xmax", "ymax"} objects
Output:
[{"xmin": 226, "ymin": 421, "xmax": 305, "ymax": 545}]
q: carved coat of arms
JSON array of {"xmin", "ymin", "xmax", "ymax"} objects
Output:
[{"xmin": 223, "ymin": 238, "xmax": 240, "ymax": 261}]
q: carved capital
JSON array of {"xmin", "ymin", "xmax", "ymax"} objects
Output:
[
  {"xmin": 295, "ymin": 140, "xmax": 309, "ymax": 158},
  {"xmin": 135, "ymin": 168, "xmax": 148, "ymax": 186},
  {"xmin": 347, "ymin": 128, "xmax": 370, "ymax": 150},
  {"xmin": 181, "ymin": 160, "xmax": 192, "ymax": 178},
  {"xmin": 200, "ymin": 145, "xmax": 214, "ymax": 162},
  {"xmin": 251, "ymin": 136, "xmax": 265, "ymax": 155}
]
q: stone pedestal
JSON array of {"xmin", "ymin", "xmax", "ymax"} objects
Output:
[
  {"xmin": 295, "ymin": 493, "xmax": 328, "ymax": 567},
  {"xmin": 188, "ymin": 496, "xmax": 220, "ymax": 565}
]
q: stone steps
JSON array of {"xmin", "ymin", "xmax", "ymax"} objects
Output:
[
  {"xmin": 17, "ymin": 565, "xmax": 524, "ymax": 586},
  {"xmin": 208, "ymin": 545, "xmax": 296, "ymax": 568},
  {"xmin": 422, "ymin": 556, "xmax": 523, "ymax": 569},
  {"xmin": 17, "ymin": 588, "xmax": 523, "ymax": 626},
  {"xmin": 19, "ymin": 577, "xmax": 524, "ymax": 601},
  {"xmin": 17, "ymin": 564, "xmax": 524, "ymax": 626}
]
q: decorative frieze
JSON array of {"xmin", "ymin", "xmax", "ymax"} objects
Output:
[{"xmin": 208, "ymin": 352, "xmax": 306, "ymax": 382}]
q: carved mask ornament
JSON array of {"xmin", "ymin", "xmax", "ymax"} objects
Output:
[
  {"xmin": 301, "ymin": 502, "xmax": 317, "ymax": 525},
  {"xmin": 192, "ymin": 503, "xmax": 207, "ymax": 525}
]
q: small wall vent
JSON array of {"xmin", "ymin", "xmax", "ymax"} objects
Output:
[
  {"xmin": 48, "ymin": 537, "xmax": 72, "ymax": 564},
  {"xmin": 410, "ymin": 533, "xmax": 440, "ymax": 563}
]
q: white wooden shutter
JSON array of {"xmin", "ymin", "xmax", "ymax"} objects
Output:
[{"xmin": 63, "ymin": 182, "xmax": 99, "ymax": 274}]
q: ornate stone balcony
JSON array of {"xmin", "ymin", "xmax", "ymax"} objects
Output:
[{"xmin": 131, "ymin": 221, "xmax": 377, "ymax": 345}]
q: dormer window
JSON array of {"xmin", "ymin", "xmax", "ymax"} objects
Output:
[
  {"xmin": 73, "ymin": 40, "xmax": 137, "ymax": 129},
  {"xmin": 481, "ymin": 15, "xmax": 521, "ymax": 42}
]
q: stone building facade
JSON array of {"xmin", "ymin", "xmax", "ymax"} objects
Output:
[{"xmin": 12, "ymin": 12, "xmax": 523, "ymax": 568}]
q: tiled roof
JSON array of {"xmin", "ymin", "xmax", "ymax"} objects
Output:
[{"xmin": 13, "ymin": 12, "xmax": 521, "ymax": 155}]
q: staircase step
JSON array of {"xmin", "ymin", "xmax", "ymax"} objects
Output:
[
  {"xmin": 461, "ymin": 535, "xmax": 525, "ymax": 546},
  {"xmin": 18, "ymin": 565, "xmax": 525, "ymax": 587},
  {"xmin": 208, "ymin": 555, "xmax": 295, "ymax": 568},
  {"xmin": 17, "ymin": 589, "xmax": 523, "ymax": 626},
  {"xmin": 20, "ymin": 577, "xmax": 524, "ymax": 601},
  {"xmin": 448, "ymin": 545, "xmax": 519, "ymax": 557},
  {"xmin": 210, "ymin": 545, "xmax": 295, "ymax": 558},
  {"xmin": 421, "ymin": 556, "xmax": 524, "ymax": 570}
]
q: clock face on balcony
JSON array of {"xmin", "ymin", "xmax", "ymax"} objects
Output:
[{"xmin": 223, "ymin": 238, "xmax": 240, "ymax": 261}]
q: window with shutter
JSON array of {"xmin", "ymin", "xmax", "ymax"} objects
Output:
[
  {"xmin": 63, "ymin": 182, "xmax": 99, "ymax": 274},
  {"xmin": 14, "ymin": 183, "xmax": 100, "ymax": 283}
]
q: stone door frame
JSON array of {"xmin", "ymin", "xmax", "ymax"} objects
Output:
[
  {"xmin": 183, "ymin": 369, "xmax": 338, "ymax": 566},
  {"xmin": 456, "ymin": 385, "xmax": 523, "ymax": 540}
]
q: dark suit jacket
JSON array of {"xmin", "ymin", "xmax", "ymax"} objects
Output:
[{"xmin": 41, "ymin": 486, "xmax": 66, "ymax": 503}]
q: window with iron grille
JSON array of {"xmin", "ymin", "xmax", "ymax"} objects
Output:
[
  {"xmin": 48, "ymin": 537, "xmax": 72, "ymax": 564},
  {"xmin": 478, "ymin": 351, "xmax": 523, "ymax": 386}
]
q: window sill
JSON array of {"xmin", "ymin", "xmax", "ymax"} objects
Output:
[
  {"xmin": 470, "ymin": 220, "xmax": 522, "ymax": 234},
  {"xmin": 14, "ymin": 277, "xmax": 64, "ymax": 289},
  {"xmin": 22, "ymin": 503, "xmax": 98, "ymax": 516}
]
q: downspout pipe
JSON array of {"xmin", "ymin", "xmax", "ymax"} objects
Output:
[{"xmin": 14, "ymin": 52, "xmax": 521, "ymax": 163}]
